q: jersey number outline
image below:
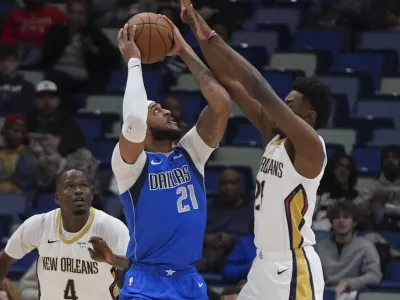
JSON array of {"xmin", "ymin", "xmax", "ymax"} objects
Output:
[
  {"xmin": 64, "ymin": 279, "xmax": 78, "ymax": 300},
  {"xmin": 255, "ymin": 180, "xmax": 265, "ymax": 211},
  {"xmin": 177, "ymin": 184, "xmax": 199, "ymax": 213}
]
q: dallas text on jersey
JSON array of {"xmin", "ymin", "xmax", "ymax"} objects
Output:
[
  {"xmin": 41, "ymin": 256, "xmax": 99, "ymax": 274},
  {"xmin": 149, "ymin": 165, "xmax": 191, "ymax": 190},
  {"xmin": 259, "ymin": 157, "xmax": 284, "ymax": 178}
]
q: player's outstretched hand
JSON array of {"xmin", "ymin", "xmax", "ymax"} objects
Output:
[
  {"xmin": 118, "ymin": 23, "xmax": 141, "ymax": 63},
  {"xmin": 180, "ymin": 0, "xmax": 212, "ymax": 41},
  {"xmin": 88, "ymin": 236, "xmax": 115, "ymax": 265},
  {"xmin": 161, "ymin": 15, "xmax": 188, "ymax": 57}
]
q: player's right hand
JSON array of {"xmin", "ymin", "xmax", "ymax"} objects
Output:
[
  {"xmin": 118, "ymin": 23, "xmax": 141, "ymax": 63},
  {"xmin": 161, "ymin": 15, "xmax": 188, "ymax": 57},
  {"xmin": 88, "ymin": 236, "xmax": 115, "ymax": 265}
]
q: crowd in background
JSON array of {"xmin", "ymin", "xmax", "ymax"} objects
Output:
[{"xmin": 1, "ymin": 0, "xmax": 400, "ymax": 300}]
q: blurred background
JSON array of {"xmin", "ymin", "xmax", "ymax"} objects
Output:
[{"xmin": 0, "ymin": 0, "xmax": 400, "ymax": 299}]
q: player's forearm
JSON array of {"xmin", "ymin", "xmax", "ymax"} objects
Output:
[
  {"xmin": 122, "ymin": 58, "xmax": 148, "ymax": 143},
  {"xmin": 0, "ymin": 251, "xmax": 13, "ymax": 282},
  {"xmin": 193, "ymin": 29, "xmax": 281, "ymax": 112},
  {"xmin": 179, "ymin": 45, "xmax": 230, "ymax": 112},
  {"xmin": 109, "ymin": 255, "xmax": 130, "ymax": 271}
]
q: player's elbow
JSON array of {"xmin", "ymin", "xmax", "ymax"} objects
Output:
[{"xmin": 212, "ymin": 90, "xmax": 231, "ymax": 115}]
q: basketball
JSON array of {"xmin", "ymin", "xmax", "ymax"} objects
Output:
[{"xmin": 128, "ymin": 12, "xmax": 174, "ymax": 64}]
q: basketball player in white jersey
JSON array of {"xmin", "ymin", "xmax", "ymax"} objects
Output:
[
  {"xmin": 0, "ymin": 166, "xmax": 129, "ymax": 300},
  {"xmin": 180, "ymin": 1, "xmax": 334, "ymax": 299}
]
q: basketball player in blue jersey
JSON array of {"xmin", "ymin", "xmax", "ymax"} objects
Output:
[{"xmin": 91, "ymin": 19, "xmax": 230, "ymax": 299}]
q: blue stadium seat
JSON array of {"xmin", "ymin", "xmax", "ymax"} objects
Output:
[
  {"xmin": 75, "ymin": 117, "xmax": 102, "ymax": 146},
  {"xmin": 0, "ymin": 3, "xmax": 18, "ymax": 15},
  {"xmin": 0, "ymin": 215, "xmax": 13, "ymax": 239},
  {"xmin": 291, "ymin": 30, "xmax": 344, "ymax": 54},
  {"xmin": 230, "ymin": 30, "xmax": 279, "ymax": 55},
  {"xmin": 378, "ymin": 232, "xmax": 400, "ymax": 250},
  {"xmin": 359, "ymin": 31, "xmax": 400, "ymax": 64},
  {"xmin": 98, "ymin": 164, "xmax": 114, "ymax": 194},
  {"xmin": 323, "ymin": 289, "xmax": 335, "ymax": 300},
  {"xmin": 263, "ymin": 71, "xmax": 293, "ymax": 100},
  {"xmin": 368, "ymin": 129, "xmax": 400, "ymax": 147},
  {"xmin": 108, "ymin": 71, "xmax": 161, "ymax": 101},
  {"xmin": 90, "ymin": 139, "xmax": 118, "ymax": 164},
  {"xmin": 36, "ymin": 194, "xmax": 58, "ymax": 212},
  {"xmin": 233, "ymin": 123, "xmax": 262, "ymax": 146},
  {"xmin": 356, "ymin": 99, "xmax": 400, "ymax": 129},
  {"xmin": 0, "ymin": 194, "xmax": 26, "ymax": 217},
  {"xmin": 326, "ymin": 144, "xmax": 345, "ymax": 158},
  {"xmin": 183, "ymin": 30, "xmax": 197, "ymax": 47},
  {"xmin": 232, "ymin": 45, "xmax": 268, "ymax": 68},
  {"xmin": 205, "ymin": 166, "xmax": 254, "ymax": 196},
  {"xmin": 255, "ymin": 8, "xmax": 301, "ymax": 33},
  {"xmin": 385, "ymin": 261, "xmax": 400, "ymax": 282},
  {"xmin": 319, "ymin": 74, "xmax": 361, "ymax": 111},
  {"xmin": 314, "ymin": 230, "xmax": 330, "ymax": 242},
  {"xmin": 352, "ymin": 147, "xmax": 381, "ymax": 174},
  {"xmin": 165, "ymin": 92, "xmax": 204, "ymax": 126},
  {"xmin": 331, "ymin": 52, "xmax": 385, "ymax": 90}
]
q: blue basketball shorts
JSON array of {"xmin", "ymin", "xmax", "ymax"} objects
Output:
[{"xmin": 119, "ymin": 263, "xmax": 208, "ymax": 300}]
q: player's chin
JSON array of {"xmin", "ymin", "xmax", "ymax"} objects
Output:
[{"xmin": 72, "ymin": 207, "xmax": 89, "ymax": 216}]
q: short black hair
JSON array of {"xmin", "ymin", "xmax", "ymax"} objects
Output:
[
  {"xmin": 381, "ymin": 144, "xmax": 400, "ymax": 161},
  {"xmin": 292, "ymin": 76, "xmax": 334, "ymax": 129},
  {"xmin": 327, "ymin": 201, "xmax": 356, "ymax": 223},
  {"xmin": 56, "ymin": 165, "xmax": 92, "ymax": 188}
]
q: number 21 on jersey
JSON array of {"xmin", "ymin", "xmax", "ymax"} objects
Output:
[
  {"xmin": 177, "ymin": 184, "xmax": 199, "ymax": 213},
  {"xmin": 255, "ymin": 180, "xmax": 265, "ymax": 211}
]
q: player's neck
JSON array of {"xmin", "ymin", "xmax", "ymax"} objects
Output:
[
  {"xmin": 145, "ymin": 140, "xmax": 173, "ymax": 153},
  {"xmin": 61, "ymin": 210, "xmax": 91, "ymax": 233}
]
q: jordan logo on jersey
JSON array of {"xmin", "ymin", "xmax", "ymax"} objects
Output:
[
  {"xmin": 149, "ymin": 165, "xmax": 191, "ymax": 190},
  {"xmin": 259, "ymin": 157, "xmax": 284, "ymax": 178}
]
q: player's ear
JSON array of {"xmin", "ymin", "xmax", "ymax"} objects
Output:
[
  {"xmin": 306, "ymin": 110, "xmax": 316, "ymax": 126},
  {"xmin": 54, "ymin": 193, "xmax": 60, "ymax": 205}
]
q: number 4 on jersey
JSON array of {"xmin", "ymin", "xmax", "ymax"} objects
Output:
[
  {"xmin": 255, "ymin": 180, "xmax": 265, "ymax": 211},
  {"xmin": 64, "ymin": 279, "xmax": 78, "ymax": 300}
]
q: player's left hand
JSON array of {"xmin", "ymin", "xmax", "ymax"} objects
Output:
[
  {"xmin": 88, "ymin": 236, "xmax": 115, "ymax": 265},
  {"xmin": 160, "ymin": 15, "xmax": 188, "ymax": 57},
  {"xmin": 180, "ymin": 0, "xmax": 212, "ymax": 41}
]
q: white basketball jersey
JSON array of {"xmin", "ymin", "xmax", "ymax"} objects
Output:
[
  {"xmin": 5, "ymin": 208, "xmax": 129, "ymax": 300},
  {"xmin": 254, "ymin": 135, "xmax": 327, "ymax": 252}
]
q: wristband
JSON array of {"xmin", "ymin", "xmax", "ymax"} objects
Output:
[{"xmin": 208, "ymin": 30, "xmax": 217, "ymax": 43}]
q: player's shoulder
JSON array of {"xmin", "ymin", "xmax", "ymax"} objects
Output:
[
  {"xmin": 93, "ymin": 209, "xmax": 128, "ymax": 234},
  {"xmin": 21, "ymin": 209, "xmax": 58, "ymax": 231}
]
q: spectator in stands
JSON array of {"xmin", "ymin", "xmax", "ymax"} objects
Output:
[
  {"xmin": 198, "ymin": 168, "xmax": 253, "ymax": 273},
  {"xmin": 0, "ymin": 278, "xmax": 20, "ymax": 300},
  {"xmin": 0, "ymin": 114, "xmax": 37, "ymax": 193},
  {"xmin": 0, "ymin": 44, "xmax": 35, "ymax": 115},
  {"xmin": 18, "ymin": 261, "xmax": 38, "ymax": 300},
  {"xmin": 355, "ymin": 145, "xmax": 400, "ymax": 230},
  {"xmin": 163, "ymin": 96, "xmax": 189, "ymax": 135},
  {"xmin": 315, "ymin": 202, "xmax": 382, "ymax": 300},
  {"xmin": 222, "ymin": 234, "xmax": 256, "ymax": 282},
  {"xmin": 0, "ymin": 0, "xmax": 65, "ymax": 66},
  {"xmin": 314, "ymin": 153, "xmax": 359, "ymax": 231},
  {"xmin": 41, "ymin": 0, "xmax": 120, "ymax": 96}
]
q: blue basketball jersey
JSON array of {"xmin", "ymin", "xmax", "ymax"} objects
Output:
[{"xmin": 119, "ymin": 147, "xmax": 207, "ymax": 270}]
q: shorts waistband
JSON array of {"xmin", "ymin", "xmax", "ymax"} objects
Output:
[
  {"xmin": 130, "ymin": 263, "xmax": 197, "ymax": 276},
  {"xmin": 256, "ymin": 246, "xmax": 314, "ymax": 260}
]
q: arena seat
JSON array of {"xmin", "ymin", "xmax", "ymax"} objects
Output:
[
  {"xmin": 262, "ymin": 70, "xmax": 294, "ymax": 100},
  {"xmin": 36, "ymin": 194, "xmax": 58, "ymax": 212},
  {"xmin": 104, "ymin": 196, "xmax": 122, "ymax": 218},
  {"xmin": 81, "ymin": 95, "xmax": 122, "ymax": 114},
  {"xmin": 359, "ymin": 31, "xmax": 400, "ymax": 64},
  {"xmin": 331, "ymin": 52, "xmax": 385, "ymax": 90},
  {"xmin": 75, "ymin": 117, "xmax": 103, "ymax": 146},
  {"xmin": 0, "ymin": 194, "xmax": 26, "ymax": 218},
  {"xmin": 352, "ymin": 147, "xmax": 381, "ymax": 174},
  {"xmin": 233, "ymin": 123, "xmax": 263, "ymax": 147},
  {"xmin": 385, "ymin": 261, "xmax": 400, "ymax": 282},
  {"xmin": 91, "ymin": 139, "xmax": 118, "ymax": 164},
  {"xmin": 356, "ymin": 177, "xmax": 376, "ymax": 191},
  {"xmin": 368, "ymin": 129, "xmax": 400, "ymax": 147},
  {"xmin": 265, "ymin": 52, "xmax": 317, "ymax": 77},
  {"xmin": 255, "ymin": 8, "xmax": 301, "ymax": 34},
  {"xmin": 380, "ymin": 77, "xmax": 400, "ymax": 95},
  {"xmin": 317, "ymin": 129, "xmax": 357, "ymax": 154},
  {"xmin": 171, "ymin": 74, "xmax": 200, "ymax": 92},
  {"xmin": 291, "ymin": 29, "xmax": 344, "ymax": 54},
  {"xmin": 22, "ymin": 70, "xmax": 44, "ymax": 86},
  {"xmin": 166, "ymin": 92, "xmax": 205, "ymax": 126},
  {"xmin": 230, "ymin": 30, "xmax": 279, "ymax": 55},
  {"xmin": 8, "ymin": 249, "xmax": 38, "ymax": 279},
  {"xmin": 357, "ymin": 290, "xmax": 400, "ymax": 300},
  {"xmin": 319, "ymin": 74, "xmax": 361, "ymax": 111},
  {"xmin": 0, "ymin": 215, "xmax": 13, "ymax": 240},
  {"xmin": 356, "ymin": 99, "xmax": 400, "ymax": 129}
]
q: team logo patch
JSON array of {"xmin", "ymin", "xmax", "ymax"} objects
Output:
[{"xmin": 129, "ymin": 277, "xmax": 134, "ymax": 286}]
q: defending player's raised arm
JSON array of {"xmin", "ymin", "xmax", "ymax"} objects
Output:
[
  {"xmin": 116, "ymin": 24, "xmax": 147, "ymax": 165},
  {"xmin": 182, "ymin": 2, "xmax": 325, "ymax": 175},
  {"xmin": 163, "ymin": 16, "xmax": 230, "ymax": 148},
  {"xmin": 0, "ymin": 214, "xmax": 44, "ymax": 281}
]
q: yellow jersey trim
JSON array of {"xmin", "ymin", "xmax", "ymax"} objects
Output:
[{"xmin": 56, "ymin": 208, "xmax": 95, "ymax": 244}]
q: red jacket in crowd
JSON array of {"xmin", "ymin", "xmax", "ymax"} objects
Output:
[{"xmin": 0, "ymin": 6, "xmax": 65, "ymax": 46}]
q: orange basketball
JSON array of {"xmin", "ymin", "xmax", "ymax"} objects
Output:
[{"xmin": 128, "ymin": 12, "xmax": 174, "ymax": 64}]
